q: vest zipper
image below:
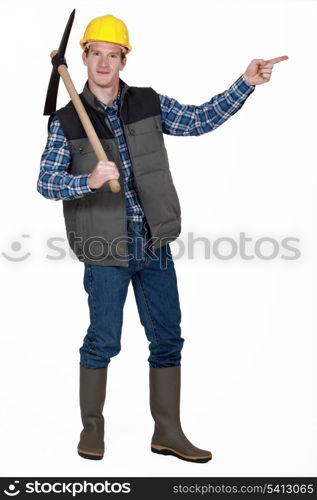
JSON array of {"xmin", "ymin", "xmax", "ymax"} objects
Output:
[
  {"xmin": 98, "ymin": 112, "xmax": 129, "ymax": 265},
  {"xmin": 119, "ymin": 120, "xmax": 154, "ymax": 249},
  {"xmin": 113, "ymin": 148, "xmax": 129, "ymax": 265}
]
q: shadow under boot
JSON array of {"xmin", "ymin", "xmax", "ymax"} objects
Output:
[
  {"xmin": 77, "ymin": 365, "xmax": 107, "ymax": 460},
  {"xmin": 150, "ymin": 366, "xmax": 212, "ymax": 463}
]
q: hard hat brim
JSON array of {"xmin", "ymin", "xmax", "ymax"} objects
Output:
[{"xmin": 81, "ymin": 39, "xmax": 131, "ymax": 54}]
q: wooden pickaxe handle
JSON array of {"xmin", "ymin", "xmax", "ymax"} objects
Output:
[{"xmin": 51, "ymin": 50, "xmax": 121, "ymax": 194}]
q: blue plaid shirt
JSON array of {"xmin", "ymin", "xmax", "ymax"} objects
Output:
[{"xmin": 38, "ymin": 74, "xmax": 255, "ymax": 221}]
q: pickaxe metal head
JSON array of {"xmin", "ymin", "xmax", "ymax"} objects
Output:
[{"xmin": 43, "ymin": 9, "xmax": 76, "ymax": 115}]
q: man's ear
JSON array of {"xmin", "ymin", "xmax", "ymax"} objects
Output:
[
  {"xmin": 120, "ymin": 57, "xmax": 127, "ymax": 71},
  {"xmin": 82, "ymin": 51, "xmax": 87, "ymax": 66}
]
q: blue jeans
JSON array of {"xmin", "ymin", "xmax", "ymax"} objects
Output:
[{"xmin": 79, "ymin": 220, "xmax": 184, "ymax": 369}]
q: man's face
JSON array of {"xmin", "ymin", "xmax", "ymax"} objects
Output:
[{"xmin": 82, "ymin": 41, "xmax": 126, "ymax": 88}]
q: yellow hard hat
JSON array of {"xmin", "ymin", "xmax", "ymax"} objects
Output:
[{"xmin": 80, "ymin": 14, "xmax": 132, "ymax": 53}]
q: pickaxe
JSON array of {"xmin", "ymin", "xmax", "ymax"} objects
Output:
[{"xmin": 43, "ymin": 9, "xmax": 121, "ymax": 194}]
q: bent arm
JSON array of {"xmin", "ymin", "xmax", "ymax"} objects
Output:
[
  {"xmin": 160, "ymin": 74, "xmax": 255, "ymax": 136},
  {"xmin": 37, "ymin": 116, "xmax": 95, "ymax": 201}
]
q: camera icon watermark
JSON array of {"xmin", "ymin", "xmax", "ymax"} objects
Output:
[{"xmin": 3, "ymin": 480, "xmax": 20, "ymax": 496}]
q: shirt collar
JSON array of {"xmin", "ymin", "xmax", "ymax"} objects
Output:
[
  {"xmin": 82, "ymin": 80, "xmax": 127, "ymax": 115},
  {"xmin": 97, "ymin": 90, "xmax": 121, "ymax": 115}
]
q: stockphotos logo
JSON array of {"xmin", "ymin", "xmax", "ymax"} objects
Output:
[
  {"xmin": 2, "ymin": 231, "xmax": 301, "ymax": 263},
  {"xmin": 3, "ymin": 480, "xmax": 131, "ymax": 496}
]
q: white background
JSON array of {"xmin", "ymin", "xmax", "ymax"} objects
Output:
[{"xmin": 0, "ymin": 0, "xmax": 316, "ymax": 478}]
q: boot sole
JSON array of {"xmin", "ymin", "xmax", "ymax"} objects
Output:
[
  {"xmin": 77, "ymin": 449, "xmax": 104, "ymax": 460},
  {"xmin": 151, "ymin": 445, "xmax": 212, "ymax": 463}
]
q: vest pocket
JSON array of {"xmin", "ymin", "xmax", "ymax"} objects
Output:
[
  {"xmin": 75, "ymin": 198, "xmax": 87, "ymax": 244},
  {"xmin": 125, "ymin": 116, "xmax": 164, "ymax": 157},
  {"xmin": 63, "ymin": 198, "xmax": 85, "ymax": 257},
  {"xmin": 69, "ymin": 140, "xmax": 116, "ymax": 175},
  {"xmin": 164, "ymin": 171, "xmax": 181, "ymax": 217}
]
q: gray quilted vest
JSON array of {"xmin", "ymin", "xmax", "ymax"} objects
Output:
[{"xmin": 52, "ymin": 80, "xmax": 181, "ymax": 266}]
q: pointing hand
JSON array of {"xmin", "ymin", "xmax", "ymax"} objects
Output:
[{"xmin": 243, "ymin": 55, "xmax": 288, "ymax": 86}]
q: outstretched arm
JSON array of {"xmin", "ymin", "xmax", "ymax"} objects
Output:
[
  {"xmin": 160, "ymin": 74, "xmax": 255, "ymax": 136},
  {"xmin": 160, "ymin": 55, "xmax": 288, "ymax": 136}
]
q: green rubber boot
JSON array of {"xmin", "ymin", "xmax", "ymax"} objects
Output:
[
  {"xmin": 150, "ymin": 366, "xmax": 212, "ymax": 463},
  {"xmin": 77, "ymin": 365, "xmax": 107, "ymax": 460}
]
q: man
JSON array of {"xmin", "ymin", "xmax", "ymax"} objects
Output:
[{"xmin": 37, "ymin": 14, "xmax": 287, "ymax": 463}]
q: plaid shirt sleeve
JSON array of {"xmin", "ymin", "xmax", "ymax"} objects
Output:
[
  {"xmin": 37, "ymin": 116, "xmax": 94, "ymax": 201},
  {"xmin": 159, "ymin": 74, "xmax": 255, "ymax": 136}
]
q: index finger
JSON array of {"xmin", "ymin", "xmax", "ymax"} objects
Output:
[{"xmin": 263, "ymin": 55, "xmax": 288, "ymax": 65}]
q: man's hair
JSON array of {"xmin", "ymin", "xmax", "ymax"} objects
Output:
[{"xmin": 84, "ymin": 45, "xmax": 126, "ymax": 61}]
